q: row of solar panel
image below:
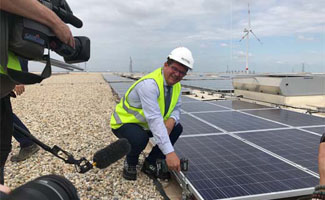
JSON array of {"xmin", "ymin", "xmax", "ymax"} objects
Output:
[
  {"xmin": 176, "ymin": 99, "xmax": 324, "ymax": 200},
  {"xmin": 175, "ymin": 133, "xmax": 320, "ymax": 200},
  {"xmin": 102, "ymin": 74, "xmax": 134, "ymax": 83},
  {"xmin": 104, "ymin": 74, "xmax": 325, "ymax": 200}
]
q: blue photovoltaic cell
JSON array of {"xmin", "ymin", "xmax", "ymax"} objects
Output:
[
  {"xmin": 109, "ymin": 82, "xmax": 134, "ymax": 98},
  {"xmin": 210, "ymin": 100, "xmax": 271, "ymax": 110},
  {"xmin": 244, "ymin": 109, "xmax": 325, "ymax": 127},
  {"xmin": 181, "ymin": 95, "xmax": 200, "ymax": 102},
  {"xmin": 102, "ymin": 74, "xmax": 134, "ymax": 82},
  {"xmin": 181, "ymin": 79, "xmax": 233, "ymax": 91},
  {"xmin": 181, "ymin": 102, "xmax": 230, "ymax": 113},
  {"xmin": 180, "ymin": 114, "xmax": 222, "ymax": 135},
  {"xmin": 193, "ymin": 111, "xmax": 286, "ymax": 132},
  {"xmin": 174, "ymin": 135, "xmax": 319, "ymax": 200},
  {"xmin": 303, "ymin": 127, "xmax": 325, "ymax": 134},
  {"xmin": 236, "ymin": 129, "xmax": 320, "ymax": 173}
]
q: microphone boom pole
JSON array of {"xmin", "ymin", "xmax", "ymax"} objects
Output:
[{"xmin": 13, "ymin": 123, "xmax": 130, "ymax": 173}]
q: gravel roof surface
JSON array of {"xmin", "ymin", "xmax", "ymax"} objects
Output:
[{"xmin": 6, "ymin": 73, "xmax": 163, "ymax": 200}]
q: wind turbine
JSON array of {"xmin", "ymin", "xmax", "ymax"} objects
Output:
[
  {"xmin": 129, "ymin": 56, "xmax": 133, "ymax": 73},
  {"xmin": 239, "ymin": 3, "xmax": 262, "ymax": 73}
]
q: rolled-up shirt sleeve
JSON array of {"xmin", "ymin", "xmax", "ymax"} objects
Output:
[{"xmin": 135, "ymin": 80, "xmax": 174, "ymax": 155}]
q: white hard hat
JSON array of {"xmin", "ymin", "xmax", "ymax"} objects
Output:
[{"xmin": 168, "ymin": 47, "xmax": 194, "ymax": 70}]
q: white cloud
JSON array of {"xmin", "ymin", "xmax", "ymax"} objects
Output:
[
  {"xmin": 46, "ymin": 0, "xmax": 325, "ymax": 72},
  {"xmin": 276, "ymin": 60, "xmax": 285, "ymax": 64},
  {"xmin": 297, "ymin": 35, "xmax": 315, "ymax": 41}
]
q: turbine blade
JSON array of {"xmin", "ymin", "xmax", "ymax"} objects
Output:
[
  {"xmin": 239, "ymin": 32, "xmax": 249, "ymax": 42},
  {"xmin": 250, "ymin": 30, "xmax": 263, "ymax": 45}
]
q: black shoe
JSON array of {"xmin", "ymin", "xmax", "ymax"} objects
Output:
[
  {"xmin": 10, "ymin": 143, "xmax": 40, "ymax": 162},
  {"xmin": 141, "ymin": 160, "xmax": 171, "ymax": 180},
  {"xmin": 123, "ymin": 160, "xmax": 137, "ymax": 181}
]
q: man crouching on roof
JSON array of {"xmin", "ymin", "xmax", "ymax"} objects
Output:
[{"xmin": 110, "ymin": 47, "xmax": 194, "ymax": 180}]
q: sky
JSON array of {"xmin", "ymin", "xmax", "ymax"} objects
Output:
[{"xmin": 32, "ymin": 0, "xmax": 325, "ymax": 73}]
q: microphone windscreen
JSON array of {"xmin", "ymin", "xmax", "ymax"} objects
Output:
[{"xmin": 93, "ymin": 138, "xmax": 131, "ymax": 169}]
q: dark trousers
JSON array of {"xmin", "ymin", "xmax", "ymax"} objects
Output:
[
  {"xmin": 0, "ymin": 95, "xmax": 13, "ymax": 184},
  {"xmin": 112, "ymin": 123, "xmax": 182, "ymax": 166},
  {"xmin": 12, "ymin": 113, "xmax": 33, "ymax": 148}
]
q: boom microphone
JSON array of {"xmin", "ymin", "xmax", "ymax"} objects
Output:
[
  {"xmin": 77, "ymin": 138, "xmax": 131, "ymax": 173},
  {"xmin": 93, "ymin": 138, "xmax": 131, "ymax": 169}
]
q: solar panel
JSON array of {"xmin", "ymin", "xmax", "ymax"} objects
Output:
[
  {"xmin": 181, "ymin": 79, "xmax": 233, "ymax": 91},
  {"xmin": 210, "ymin": 100, "xmax": 271, "ymax": 110},
  {"xmin": 173, "ymin": 99, "xmax": 323, "ymax": 199},
  {"xmin": 243, "ymin": 109, "xmax": 325, "ymax": 127},
  {"xmin": 103, "ymin": 74, "xmax": 134, "ymax": 82},
  {"xmin": 303, "ymin": 127, "xmax": 325, "ymax": 134},
  {"xmin": 236, "ymin": 129, "xmax": 320, "ymax": 173},
  {"xmin": 181, "ymin": 102, "xmax": 231, "ymax": 113},
  {"xmin": 180, "ymin": 114, "xmax": 222, "ymax": 135},
  {"xmin": 193, "ymin": 111, "xmax": 286, "ymax": 132},
  {"xmin": 182, "ymin": 74, "xmax": 220, "ymax": 80},
  {"xmin": 181, "ymin": 95, "xmax": 200, "ymax": 103},
  {"xmin": 109, "ymin": 82, "xmax": 135, "ymax": 98},
  {"xmin": 174, "ymin": 135, "xmax": 318, "ymax": 200}
]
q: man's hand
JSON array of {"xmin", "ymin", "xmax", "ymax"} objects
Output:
[
  {"xmin": 14, "ymin": 85, "xmax": 25, "ymax": 96},
  {"xmin": 164, "ymin": 118, "xmax": 175, "ymax": 135},
  {"xmin": 52, "ymin": 22, "xmax": 75, "ymax": 48},
  {"xmin": 166, "ymin": 151, "xmax": 180, "ymax": 172},
  {"xmin": 1, "ymin": 0, "xmax": 75, "ymax": 48},
  {"xmin": 0, "ymin": 184, "xmax": 10, "ymax": 194}
]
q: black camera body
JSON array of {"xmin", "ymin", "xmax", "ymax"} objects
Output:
[
  {"xmin": 156, "ymin": 158, "xmax": 189, "ymax": 177},
  {"xmin": 10, "ymin": 0, "xmax": 90, "ymax": 64}
]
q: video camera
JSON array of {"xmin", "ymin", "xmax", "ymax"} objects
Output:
[
  {"xmin": 9, "ymin": 0, "xmax": 90, "ymax": 64},
  {"xmin": 0, "ymin": 175, "xmax": 79, "ymax": 200}
]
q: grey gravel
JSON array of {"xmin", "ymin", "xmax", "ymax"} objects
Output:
[{"xmin": 6, "ymin": 73, "xmax": 163, "ymax": 200}]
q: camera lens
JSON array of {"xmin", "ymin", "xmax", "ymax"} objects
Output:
[
  {"xmin": 3, "ymin": 175, "xmax": 79, "ymax": 200},
  {"xmin": 63, "ymin": 36, "xmax": 90, "ymax": 64}
]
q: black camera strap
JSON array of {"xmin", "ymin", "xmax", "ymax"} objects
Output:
[
  {"xmin": 7, "ymin": 50, "xmax": 52, "ymax": 84},
  {"xmin": 0, "ymin": 11, "xmax": 9, "ymax": 68}
]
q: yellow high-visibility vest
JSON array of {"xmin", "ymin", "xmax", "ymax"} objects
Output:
[
  {"xmin": 110, "ymin": 67, "xmax": 181, "ymax": 130},
  {"xmin": 0, "ymin": 51, "xmax": 21, "ymax": 75}
]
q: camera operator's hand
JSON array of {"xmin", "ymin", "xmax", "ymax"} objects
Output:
[
  {"xmin": 52, "ymin": 22, "xmax": 75, "ymax": 48},
  {"xmin": 0, "ymin": 184, "xmax": 11, "ymax": 194},
  {"xmin": 165, "ymin": 151, "xmax": 181, "ymax": 172},
  {"xmin": 1, "ymin": 0, "xmax": 75, "ymax": 48},
  {"xmin": 13, "ymin": 85, "xmax": 25, "ymax": 96}
]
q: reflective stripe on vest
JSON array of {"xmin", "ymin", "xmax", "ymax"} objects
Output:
[
  {"xmin": 0, "ymin": 51, "xmax": 21, "ymax": 75},
  {"xmin": 110, "ymin": 67, "xmax": 181, "ymax": 130}
]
